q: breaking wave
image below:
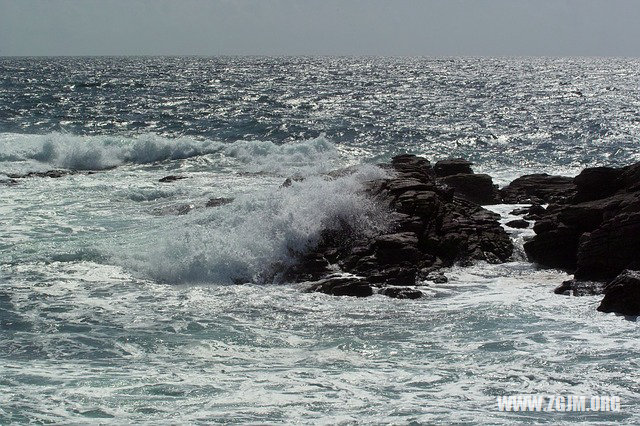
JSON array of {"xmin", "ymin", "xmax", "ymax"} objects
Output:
[
  {"xmin": 0, "ymin": 132, "xmax": 337, "ymax": 173},
  {"xmin": 118, "ymin": 165, "xmax": 390, "ymax": 284}
]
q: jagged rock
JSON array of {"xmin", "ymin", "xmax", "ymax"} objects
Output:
[
  {"xmin": 379, "ymin": 287, "xmax": 423, "ymax": 299},
  {"xmin": 524, "ymin": 161, "xmax": 640, "ymax": 280},
  {"xmin": 554, "ymin": 279, "xmax": 604, "ymax": 296},
  {"xmin": 575, "ymin": 212, "xmax": 640, "ymax": 280},
  {"xmin": 276, "ymin": 154, "xmax": 513, "ymax": 299},
  {"xmin": 511, "ymin": 204, "xmax": 546, "ymax": 220},
  {"xmin": 7, "ymin": 170, "xmax": 78, "ymax": 179},
  {"xmin": 573, "ymin": 166, "xmax": 622, "ymax": 202},
  {"xmin": 434, "ymin": 158, "xmax": 473, "ymax": 177},
  {"xmin": 374, "ymin": 232, "xmax": 420, "ymax": 264},
  {"xmin": 159, "ymin": 175, "xmax": 187, "ymax": 183},
  {"xmin": 424, "ymin": 272, "xmax": 448, "ymax": 284},
  {"xmin": 597, "ymin": 270, "xmax": 640, "ymax": 316},
  {"xmin": 500, "ymin": 174, "xmax": 576, "ymax": 204},
  {"xmin": 506, "ymin": 219, "xmax": 529, "ymax": 229},
  {"xmin": 438, "ymin": 173, "xmax": 500, "ymax": 205},
  {"xmin": 306, "ymin": 276, "xmax": 373, "ymax": 297}
]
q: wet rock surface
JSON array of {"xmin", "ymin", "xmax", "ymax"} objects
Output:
[
  {"xmin": 597, "ymin": 270, "xmax": 640, "ymax": 316},
  {"xmin": 279, "ymin": 154, "xmax": 513, "ymax": 298},
  {"xmin": 159, "ymin": 175, "xmax": 188, "ymax": 183},
  {"xmin": 500, "ymin": 174, "xmax": 576, "ymax": 204},
  {"xmin": 523, "ymin": 163, "xmax": 640, "ymax": 281}
]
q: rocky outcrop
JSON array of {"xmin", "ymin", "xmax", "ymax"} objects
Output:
[
  {"xmin": 500, "ymin": 174, "xmax": 576, "ymax": 204},
  {"xmin": 597, "ymin": 270, "xmax": 640, "ymax": 316},
  {"xmin": 278, "ymin": 154, "xmax": 513, "ymax": 298},
  {"xmin": 434, "ymin": 158, "xmax": 474, "ymax": 177},
  {"xmin": 438, "ymin": 173, "xmax": 500, "ymax": 205},
  {"xmin": 505, "ymin": 219, "xmax": 529, "ymax": 229},
  {"xmin": 524, "ymin": 163, "xmax": 640, "ymax": 280},
  {"xmin": 159, "ymin": 175, "xmax": 188, "ymax": 183}
]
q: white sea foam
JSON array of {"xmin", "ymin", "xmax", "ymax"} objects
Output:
[
  {"xmin": 0, "ymin": 132, "xmax": 337, "ymax": 174},
  {"xmin": 119, "ymin": 165, "xmax": 390, "ymax": 284}
]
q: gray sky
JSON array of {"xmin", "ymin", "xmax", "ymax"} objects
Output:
[{"xmin": 1, "ymin": 0, "xmax": 639, "ymax": 56}]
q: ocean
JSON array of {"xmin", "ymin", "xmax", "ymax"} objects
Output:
[{"xmin": 1, "ymin": 56, "xmax": 639, "ymax": 423}]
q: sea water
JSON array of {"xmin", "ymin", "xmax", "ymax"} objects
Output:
[{"xmin": 1, "ymin": 57, "xmax": 640, "ymax": 423}]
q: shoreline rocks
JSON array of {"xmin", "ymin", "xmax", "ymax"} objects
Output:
[
  {"xmin": 280, "ymin": 154, "xmax": 513, "ymax": 299},
  {"xmin": 277, "ymin": 153, "xmax": 640, "ymax": 317}
]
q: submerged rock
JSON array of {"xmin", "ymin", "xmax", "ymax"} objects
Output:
[
  {"xmin": 159, "ymin": 175, "xmax": 187, "ymax": 183},
  {"xmin": 205, "ymin": 197, "xmax": 234, "ymax": 208},
  {"xmin": 7, "ymin": 169, "xmax": 79, "ymax": 179}
]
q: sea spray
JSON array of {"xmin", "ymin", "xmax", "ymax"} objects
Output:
[{"xmin": 118, "ymin": 165, "xmax": 390, "ymax": 284}]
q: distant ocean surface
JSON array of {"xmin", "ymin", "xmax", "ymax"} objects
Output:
[{"xmin": 1, "ymin": 57, "xmax": 639, "ymax": 423}]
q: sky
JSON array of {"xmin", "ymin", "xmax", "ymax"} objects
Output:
[{"xmin": 1, "ymin": 0, "xmax": 639, "ymax": 56}]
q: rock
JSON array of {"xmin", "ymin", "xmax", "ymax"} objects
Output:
[
  {"xmin": 524, "ymin": 225, "xmax": 581, "ymax": 270},
  {"xmin": 374, "ymin": 232, "xmax": 420, "ymax": 264},
  {"xmin": 438, "ymin": 173, "xmax": 500, "ymax": 205},
  {"xmin": 306, "ymin": 276, "xmax": 373, "ymax": 297},
  {"xmin": 379, "ymin": 287, "xmax": 423, "ymax": 299},
  {"xmin": 574, "ymin": 212, "xmax": 640, "ymax": 280},
  {"xmin": 573, "ymin": 166, "xmax": 622, "ymax": 202},
  {"xmin": 281, "ymin": 176, "xmax": 305, "ymax": 187},
  {"xmin": 511, "ymin": 204, "xmax": 546, "ymax": 220},
  {"xmin": 159, "ymin": 175, "xmax": 187, "ymax": 183},
  {"xmin": 505, "ymin": 219, "xmax": 529, "ymax": 229},
  {"xmin": 152, "ymin": 203, "xmax": 193, "ymax": 216},
  {"xmin": 434, "ymin": 158, "xmax": 473, "ymax": 177},
  {"xmin": 525, "ymin": 161, "xmax": 640, "ymax": 280},
  {"xmin": 206, "ymin": 197, "xmax": 234, "ymax": 208},
  {"xmin": 1, "ymin": 177, "xmax": 18, "ymax": 185},
  {"xmin": 424, "ymin": 272, "xmax": 448, "ymax": 283},
  {"xmin": 275, "ymin": 154, "xmax": 512, "ymax": 300},
  {"xmin": 500, "ymin": 174, "xmax": 576, "ymax": 204},
  {"xmin": 7, "ymin": 170, "xmax": 77, "ymax": 179},
  {"xmin": 554, "ymin": 279, "xmax": 604, "ymax": 296},
  {"xmin": 597, "ymin": 270, "xmax": 640, "ymax": 316}
]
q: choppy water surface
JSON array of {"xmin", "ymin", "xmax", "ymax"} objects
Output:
[{"xmin": 1, "ymin": 57, "xmax": 640, "ymax": 423}]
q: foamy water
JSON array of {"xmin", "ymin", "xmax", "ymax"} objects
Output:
[{"xmin": 2, "ymin": 57, "xmax": 640, "ymax": 423}]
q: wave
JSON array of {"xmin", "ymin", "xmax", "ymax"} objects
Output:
[
  {"xmin": 117, "ymin": 164, "xmax": 390, "ymax": 284},
  {"xmin": 0, "ymin": 132, "xmax": 337, "ymax": 174}
]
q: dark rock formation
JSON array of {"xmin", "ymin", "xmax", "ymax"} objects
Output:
[
  {"xmin": 511, "ymin": 204, "xmax": 547, "ymax": 220},
  {"xmin": 597, "ymin": 270, "xmax": 640, "ymax": 316},
  {"xmin": 379, "ymin": 287, "xmax": 423, "ymax": 299},
  {"xmin": 159, "ymin": 175, "xmax": 187, "ymax": 183},
  {"xmin": 278, "ymin": 154, "xmax": 513, "ymax": 298},
  {"xmin": 434, "ymin": 158, "xmax": 474, "ymax": 177},
  {"xmin": 554, "ymin": 279, "xmax": 604, "ymax": 296},
  {"xmin": 438, "ymin": 173, "xmax": 500, "ymax": 205},
  {"xmin": 506, "ymin": 219, "xmax": 529, "ymax": 229},
  {"xmin": 500, "ymin": 174, "xmax": 576, "ymax": 204},
  {"xmin": 7, "ymin": 170, "xmax": 79, "ymax": 179},
  {"xmin": 305, "ymin": 276, "xmax": 373, "ymax": 297},
  {"xmin": 524, "ymin": 163, "xmax": 640, "ymax": 281}
]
